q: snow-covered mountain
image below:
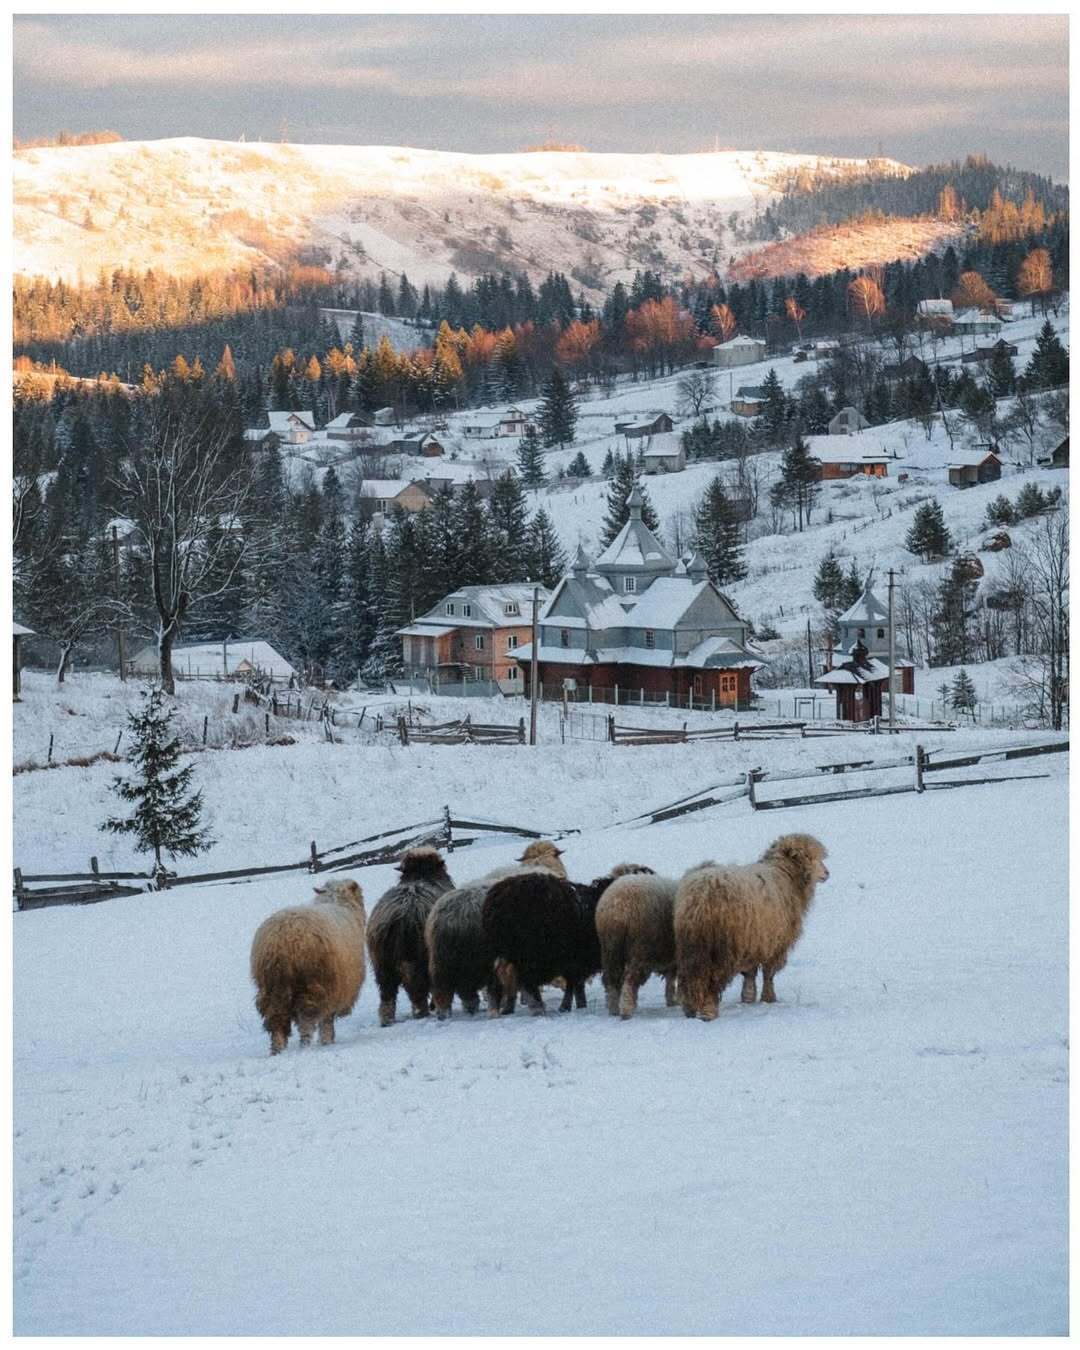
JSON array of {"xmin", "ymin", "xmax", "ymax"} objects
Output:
[{"xmin": 13, "ymin": 137, "xmax": 912, "ymax": 291}]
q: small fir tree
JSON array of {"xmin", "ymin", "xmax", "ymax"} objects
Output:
[
  {"xmin": 516, "ymin": 424, "xmax": 547, "ymax": 489},
  {"xmin": 776, "ymin": 433, "xmax": 820, "ymax": 531},
  {"xmin": 538, "ymin": 366, "xmax": 578, "ymax": 448},
  {"xmin": 103, "ymin": 686, "xmax": 213, "ymax": 883},
  {"xmin": 950, "ymin": 667, "xmax": 978, "ymax": 712},
  {"xmin": 692, "ymin": 475, "xmax": 746, "ymax": 585},
  {"xmin": 525, "ymin": 508, "xmax": 568, "ymax": 589},
  {"xmin": 905, "ymin": 500, "xmax": 952, "ymax": 560},
  {"xmin": 567, "ymin": 450, "xmax": 591, "ymax": 478},
  {"xmin": 599, "ymin": 455, "xmax": 660, "ymax": 547}
]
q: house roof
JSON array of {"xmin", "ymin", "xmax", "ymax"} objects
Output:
[
  {"xmin": 838, "ymin": 583, "xmax": 890, "ymax": 627},
  {"xmin": 641, "ymin": 431, "xmax": 683, "ymax": 458},
  {"xmin": 13, "ymin": 621, "xmax": 35, "ymax": 637},
  {"xmin": 131, "ymin": 641, "xmax": 295, "ymax": 679},
  {"xmin": 917, "ymin": 299, "xmax": 954, "ymax": 316},
  {"xmin": 947, "ymin": 449, "xmax": 1001, "ymax": 468},
  {"xmin": 807, "ymin": 435, "xmax": 893, "ymax": 464},
  {"xmin": 417, "ymin": 583, "xmax": 547, "ymax": 629},
  {"xmin": 724, "ymin": 335, "xmax": 766, "ymax": 348},
  {"xmin": 360, "ymin": 479, "xmax": 415, "ymax": 497},
  {"xmin": 267, "ymin": 410, "xmax": 316, "ymax": 432},
  {"xmin": 676, "ymin": 635, "xmax": 765, "ymax": 670},
  {"xmin": 396, "ymin": 622, "xmax": 458, "ymax": 638},
  {"xmin": 624, "ymin": 576, "xmax": 708, "ymax": 628},
  {"xmin": 814, "ymin": 652, "xmax": 891, "ymax": 687},
  {"xmin": 593, "ymin": 490, "xmax": 677, "ymax": 574}
]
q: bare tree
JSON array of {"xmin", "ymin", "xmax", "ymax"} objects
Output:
[
  {"xmin": 112, "ymin": 408, "xmax": 256, "ymax": 695},
  {"xmin": 676, "ymin": 369, "xmax": 717, "ymax": 420},
  {"xmin": 1027, "ymin": 504, "xmax": 1069, "ymax": 730}
]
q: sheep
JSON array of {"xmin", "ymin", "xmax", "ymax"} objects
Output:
[
  {"xmin": 482, "ymin": 864, "xmax": 648, "ymax": 1015},
  {"xmin": 366, "ymin": 846, "xmax": 454, "ymax": 1027},
  {"xmin": 674, "ymin": 834, "xmax": 829, "ymax": 1021},
  {"xmin": 596, "ymin": 862, "xmax": 714, "ymax": 1019},
  {"xmin": 250, "ymin": 877, "xmax": 367, "ymax": 1054},
  {"xmin": 425, "ymin": 841, "xmax": 567, "ymax": 1020}
]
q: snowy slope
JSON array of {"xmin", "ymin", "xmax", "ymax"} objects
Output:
[
  {"xmin": 13, "ymin": 726, "xmax": 1068, "ymax": 1334},
  {"xmin": 13, "ymin": 137, "xmax": 909, "ymax": 292}
]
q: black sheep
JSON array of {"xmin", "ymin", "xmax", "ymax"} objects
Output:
[
  {"xmin": 481, "ymin": 871, "xmax": 617, "ymax": 1015},
  {"xmin": 366, "ymin": 846, "xmax": 454, "ymax": 1026}
]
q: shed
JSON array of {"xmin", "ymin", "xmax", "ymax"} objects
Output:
[
  {"xmin": 947, "ymin": 449, "xmax": 1002, "ymax": 488},
  {"xmin": 828, "ymin": 406, "xmax": 870, "ymax": 436},
  {"xmin": 13, "ymin": 621, "xmax": 34, "ymax": 700},
  {"xmin": 729, "ymin": 385, "xmax": 768, "ymax": 417},
  {"xmin": 1039, "ymin": 437, "xmax": 1069, "ymax": 470},
  {"xmin": 615, "ymin": 412, "xmax": 674, "ymax": 440},
  {"xmin": 640, "ymin": 432, "xmax": 686, "ymax": 474},
  {"xmin": 713, "ymin": 335, "xmax": 766, "ymax": 368}
]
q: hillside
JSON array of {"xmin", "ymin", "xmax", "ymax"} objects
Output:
[{"xmin": 13, "ymin": 137, "xmax": 912, "ymax": 293}]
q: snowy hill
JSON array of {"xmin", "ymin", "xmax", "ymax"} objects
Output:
[
  {"xmin": 13, "ymin": 710, "xmax": 1067, "ymax": 1334},
  {"xmin": 13, "ymin": 137, "xmax": 911, "ymax": 291}
]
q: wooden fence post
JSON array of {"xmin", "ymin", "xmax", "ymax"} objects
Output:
[
  {"xmin": 310, "ymin": 841, "xmax": 319, "ymax": 873},
  {"xmin": 13, "ymin": 868, "xmax": 24, "ymax": 910},
  {"xmin": 733, "ymin": 721, "xmax": 739, "ymax": 741},
  {"xmin": 203, "ymin": 716, "xmax": 208, "ymax": 745},
  {"xmin": 519, "ymin": 718, "xmax": 526, "ymax": 744},
  {"xmin": 114, "ymin": 730, "xmax": 123, "ymax": 754},
  {"xmin": 443, "ymin": 805, "xmax": 454, "ymax": 852},
  {"xmin": 90, "ymin": 856, "xmax": 99, "ymax": 879},
  {"xmin": 746, "ymin": 768, "xmax": 759, "ymax": 809},
  {"xmin": 232, "ymin": 693, "xmax": 240, "ymax": 714},
  {"xmin": 47, "ymin": 734, "xmax": 53, "ymax": 764},
  {"xmin": 265, "ymin": 713, "xmax": 270, "ymax": 736},
  {"xmin": 608, "ymin": 714, "xmax": 616, "ymax": 743},
  {"xmin": 915, "ymin": 743, "xmax": 926, "ymax": 793}
]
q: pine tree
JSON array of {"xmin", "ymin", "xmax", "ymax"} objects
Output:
[
  {"xmin": 757, "ymin": 367, "xmax": 788, "ymax": 444},
  {"xmin": 1023, "ymin": 320, "xmax": 1069, "ymax": 390},
  {"xmin": 451, "ymin": 479, "xmax": 495, "ymax": 585},
  {"xmin": 601, "ymin": 447, "xmax": 615, "ymax": 476},
  {"xmin": 487, "ymin": 471, "xmax": 530, "ymax": 581},
  {"xmin": 950, "ymin": 667, "xmax": 978, "ymax": 711},
  {"xmin": 931, "ymin": 564, "xmax": 977, "ymax": 666},
  {"xmin": 692, "ymin": 475, "xmax": 746, "ymax": 585},
  {"xmin": 516, "ymin": 424, "xmax": 547, "ymax": 489},
  {"xmin": 348, "ymin": 312, "xmax": 366, "ymax": 353},
  {"xmin": 567, "ymin": 450, "xmax": 590, "ymax": 478},
  {"xmin": 599, "ymin": 455, "xmax": 661, "ymax": 547},
  {"xmin": 524, "ymin": 508, "xmax": 568, "ymax": 589},
  {"xmin": 103, "ymin": 686, "xmax": 213, "ymax": 883},
  {"xmin": 986, "ymin": 343, "xmax": 1016, "ymax": 398},
  {"xmin": 905, "ymin": 500, "xmax": 952, "ymax": 560},
  {"xmin": 840, "ymin": 558, "xmax": 864, "ymax": 610},
  {"xmin": 538, "ymin": 366, "xmax": 578, "ymax": 448},
  {"xmin": 813, "ymin": 549, "xmax": 847, "ymax": 638},
  {"xmin": 776, "ymin": 433, "xmax": 820, "ymax": 531}
]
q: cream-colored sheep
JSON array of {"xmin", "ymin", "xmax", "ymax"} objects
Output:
[
  {"xmin": 250, "ymin": 877, "xmax": 367, "ymax": 1054},
  {"xmin": 595, "ymin": 862, "xmax": 711, "ymax": 1019},
  {"xmin": 674, "ymin": 835, "xmax": 829, "ymax": 1021}
]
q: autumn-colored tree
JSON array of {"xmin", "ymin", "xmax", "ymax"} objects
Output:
[
  {"xmin": 625, "ymin": 297, "xmax": 697, "ymax": 376},
  {"xmin": 555, "ymin": 318, "xmax": 601, "ymax": 379},
  {"xmin": 952, "ymin": 270, "xmax": 997, "ymax": 313},
  {"xmin": 1017, "ymin": 248, "xmax": 1054, "ymax": 315},
  {"xmin": 847, "ymin": 275, "xmax": 885, "ymax": 330},
  {"xmin": 937, "ymin": 184, "xmax": 961, "ymax": 221},
  {"xmin": 214, "ymin": 344, "xmax": 237, "ymax": 382},
  {"xmin": 710, "ymin": 302, "xmax": 736, "ymax": 343},
  {"xmin": 784, "ymin": 295, "xmax": 806, "ymax": 339}
]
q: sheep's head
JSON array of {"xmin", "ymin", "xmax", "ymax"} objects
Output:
[
  {"xmin": 609, "ymin": 862, "xmax": 655, "ymax": 878},
  {"xmin": 313, "ymin": 877, "xmax": 366, "ymax": 911},
  {"xmin": 517, "ymin": 840, "xmax": 567, "ymax": 878},
  {"xmin": 396, "ymin": 846, "xmax": 451, "ymax": 884},
  {"xmin": 764, "ymin": 835, "xmax": 829, "ymax": 890}
]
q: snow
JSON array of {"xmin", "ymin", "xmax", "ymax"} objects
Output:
[{"xmin": 13, "ymin": 698, "xmax": 1067, "ymax": 1334}]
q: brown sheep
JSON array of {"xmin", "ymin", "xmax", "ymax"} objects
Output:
[
  {"xmin": 250, "ymin": 877, "xmax": 367, "ymax": 1054},
  {"xmin": 366, "ymin": 847, "xmax": 454, "ymax": 1026},
  {"xmin": 674, "ymin": 835, "xmax": 829, "ymax": 1021}
]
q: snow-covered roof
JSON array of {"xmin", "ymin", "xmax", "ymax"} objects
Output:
[
  {"xmin": 415, "ymin": 584, "xmax": 548, "ymax": 630},
  {"xmin": 360, "ymin": 479, "xmax": 419, "ymax": 498},
  {"xmin": 917, "ymin": 299, "xmax": 954, "ymax": 317},
  {"xmin": 624, "ymin": 577, "xmax": 707, "ymax": 628},
  {"xmin": 641, "ymin": 432, "xmax": 683, "ymax": 458},
  {"xmin": 540, "ymin": 573, "xmax": 629, "ymax": 630},
  {"xmin": 13, "ymin": 621, "xmax": 35, "ymax": 637},
  {"xmin": 593, "ymin": 490, "xmax": 676, "ymax": 574},
  {"xmin": 838, "ymin": 583, "xmax": 889, "ymax": 627},
  {"xmin": 734, "ymin": 385, "xmax": 767, "ymax": 400},
  {"xmin": 724, "ymin": 334, "xmax": 766, "ymax": 348},
  {"xmin": 675, "ymin": 635, "xmax": 765, "ymax": 670},
  {"xmin": 954, "ymin": 308, "xmax": 1002, "ymax": 324},
  {"xmin": 807, "ymin": 434, "xmax": 893, "ymax": 464},
  {"xmin": 397, "ymin": 622, "xmax": 457, "ymax": 638},
  {"xmin": 131, "ymin": 641, "xmax": 295, "ymax": 679},
  {"xmin": 243, "ymin": 427, "xmax": 276, "ymax": 441},
  {"xmin": 947, "ymin": 449, "xmax": 1001, "ymax": 468},
  {"xmin": 266, "ymin": 410, "xmax": 316, "ymax": 432},
  {"xmin": 814, "ymin": 654, "xmax": 891, "ymax": 687}
]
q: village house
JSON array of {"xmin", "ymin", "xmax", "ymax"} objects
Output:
[
  {"xmin": 807, "ymin": 435, "xmax": 893, "ymax": 481},
  {"xmin": 729, "ymin": 384, "xmax": 768, "ymax": 417},
  {"xmin": 266, "ymin": 410, "xmax": 317, "ymax": 445},
  {"xmin": 359, "ymin": 479, "xmax": 435, "ymax": 515},
  {"xmin": 947, "ymin": 448, "xmax": 1002, "ymax": 488},
  {"xmin": 511, "ymin": 489, "xmax": 765, "ymax": 708},
  {"xmin": 640, "ymin": 431, "xmax": 687, "ymax": 474},
  {"xmin": 916, "ymin": 298, "xmax": 954, "ymax": 328},
  {"xmin": 960, "ymin": 338, "xmax": 1020, "ymax": 366},
  {"xmin": 814, "ymin": 581, "xmax": 915, "ymax": 722},
  {"xmin": 128, "ymin": 640, "xmax": 296, "ymax": 684},
  {"xmin": 828, "ymin": 406, "xmax": 870, "ymax": 436},
  {"xmin": 953, "ymin": 308, "xmax": 1003, "ymax": 337},
  {"xmin": 386, "ymin": 430, "xmax": 445, "ymax": 457},
  {"xmin": 397, "ymin": 583, "xmax": 549, "ymax": 687},
  {"xmin": 242, "ymin": 428, "xmax": 282, "ymax": 451},
  {"xmin": 882, "ymin": 355, "xmax": 930, "ymax": 383},
  {"xmin": 712, "ymin": 335, "xmax": 767, "ymax": 368},
  {"xmin": 322, "ymin": 411, "xmax": 376, "ymax": 438},
  {"xmin": 614, "ymin": 412, "xmax": 674, "ymax": 442},
  {"xmin": 1038, "ymin": 437, "xmax": 1069, "ymax": 469},
  {"xmin": 461, "ymin": 406, "xmax": 533, "ymax": 439}
]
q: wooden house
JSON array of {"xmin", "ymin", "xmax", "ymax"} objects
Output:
[
  {"xmin": 398, "ymin": 583, "xmax": 550, "ymax": 685},
  {"xmin": 953, "ymin": 308, "xmax": 1003, "ymax": 337},
  {"xmin": 807, "ymin": 435, "xmax": 893, "ymax": 480},
  {"xmin": 815, "ymin": 581, "xmax": 915, "ymax": 721},
  {"xmin": 828, "ymin": 406, "xmax": 870, "ymax": 436},
  {"xmin": 729, "ymin": 385, "xmax": 768, "ymax": 417},
  {"xmin": 960, "ymin": 339, "xmax": 1019, "ymax": 366},
  {"xmin": 266, "ymin": 411, "xmax": 317, "ymax": 445},
  {"xmin": 947, "ymin": 449, "xmax": 1002, "ymax": 488},
  {"xmin": 1039, "ymin": 437, "xmax": 1069, "ymax": 469},
  {"xmin": 511, "ymin": 491, "xmax": 765, "ymax": 708},
  {"xmin": 882, "ymin": 355, "xmax": 930, "ymax": 383},
  {"xmin": 713, "ymin": 335, "xmax": 766, "ymax": 368},
  {"xmin": 642, "ymin": 433, "xmax": 686, "ymax": 474},
  {"xmin": 615, "ymin": 412, "xmax": 674, "ymax": 442}
]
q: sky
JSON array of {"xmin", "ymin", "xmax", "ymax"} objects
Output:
[{"xmin": 12, "ymin": 14, "xmax": 1070, "ymax": 179}]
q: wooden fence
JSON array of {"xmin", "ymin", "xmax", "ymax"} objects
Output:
[
  {"xmin": 398, "ymin": 714, "xmax": 526, "ymax": 746},
  {"xmin": 606, "ymin": 716, "xmax": 874, "ymax": 746}
]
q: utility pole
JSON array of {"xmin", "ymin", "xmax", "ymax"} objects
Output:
[
  {"xmin": 111, "ymin": 525, "xmax": 126, "ymax": 681},
  {"xmin": 887, "ymin": 567, "xmax": 897, "ymax": 732},
  {"xmin": 529, "ymin": 585, "xmax": 540, "ymax": 746},
  {"xmin": 806, "ymin": 617, "xmax": 814, "ymax": 686}
]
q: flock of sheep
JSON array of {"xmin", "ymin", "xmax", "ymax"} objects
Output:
[{"xmin": 249, "ymin": 834, "xmax": 830, "ymax": 1054}]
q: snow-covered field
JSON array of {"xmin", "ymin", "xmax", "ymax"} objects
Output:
[{"xmin": 13, "ymin": 714, "xmax": 1067, "ymax": 1334}]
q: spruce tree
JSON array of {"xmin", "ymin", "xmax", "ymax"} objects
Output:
[
  {"xmin": 567, "ymin": 450, "xmax": 591, "ymax": 478},
  {"xmin": 777, "ymin": 433, "xmax": 820, "ymax": 531},
  {"xmin": 840, "ymin": 558, "xmax": 864, "ymax": 610},
  {"xmin": 516, "ymin": 424, "xmax": 547, "ymax": 489},
  {"xmin": 488, "ymin": 471, "xmax": 529, "ymax": 580},
  {"xmin": 451, "ymin": 479, "xmax": 495, "ymax": 585},
  {"xmin": 1023, "ymin": 320, "xmax": 1069, "ymax": 390},
  {"xmin": 757, "ymin": 367, "xmax": 788, "ymax": 444},
  {"xmin": 950, "ymin": 667, "xmax": 978, "ymax": 711},
  {"xmin": 692, "ymin": 475, "xmax": 746, "ymax": 585},
  {"xmin": 813, "ymin": 549, "xmax": 847, "ymax": 638},
  {"xmin": 905, "ymin": 500, "xmax": 952, "ymax": 561},
  {"xmin": 987, "ymin": 344, "xmax": 1016, "ymax": 398},
  {"xmin": 103, "ymin": 686, "xmax": 213, "ymax": 883},
  {"xmin": 525, "ymin": 508, "xmax": 568, "ymax": 589},
  {"xmin": 931, "ymin": 564, "xmax": 977, "ymax": 666},
  {"xmin": 601, "ymin": 447, "xmax": 615, "ymax": 477},
  {"xmin": 599, "ymin": 455, "xmax": 661, "ymax": 547},
  {"xmin": 538, "ymin": 366, "xmax": 578, "ymax": 448},
  {"xmin": 348, "ymin": 312, "xmax": 366, "ymax": 353}
]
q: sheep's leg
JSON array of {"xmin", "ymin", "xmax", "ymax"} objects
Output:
[
  {"xmin": 376, "ymin": 975, "xmax": 399, "ymax": 1027},
  {"xmin": 484, "ymin": 977, "xmax": 503, "ymax": 1018},
  {"xmin": 558, "ymin": 982, "xmax": 574, "ymax": 1013},
  {"xmin": 761, "ymin": 963, "xmax": 782, "ymax": 1003},
  {"xmin": 268, "ymin": 1020, "xmax": 290, "ymax": 1055},
  {"xmin": 604, "ymin": 984, "xmax": 620, "ymax": 1016},
  {"xmin": 574, "ymin": 980, "xmax": 588, "ymax": 1009},
  {"xmin": 663, "ymin": 971, "xmax": 679, "ymax": 1007},
  {"xmin": 497, "ymin": 960, "xmax": 519, "ymax": 1016},
  {"xmin": 297, "ymin": 1014, "xmax": 317, "ymax": 1046},
  {"xmin": 522, "ymin": 984, "xmax": 546, "ymax": 1015},
  {"xmin": 740, "ymin": 969, "xmax": 758, "ymax": 1003},
  {"xmin": 619, "ymin": 966, "xmax": 645, "ymax": 1019},
  {"xmin": 318, "ymin": 1016, "xmax": 335, "ymax": 1045},
  {"xmin": 462, "ymin": 991, "xmax": 481, "ymax": 1016},
  {"xmin": 401, "ymin": 964, "xmax": 430, "ymax": 1020},
  {"xmin": 432, "ymin": 987, "xmax": 454, "ymax": 1021}
]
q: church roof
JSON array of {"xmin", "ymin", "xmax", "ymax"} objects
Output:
[
  {"xmin": 593, "ymin": 488, "xmax": 676, "ymax": 574},
  {"xmin": 838, "ymin": 582, "xmax": 889, "ymax": 627}
]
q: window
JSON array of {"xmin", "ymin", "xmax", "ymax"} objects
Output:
[
  {"xmin": 463, "ymin": 604, "xmax": 472, "ymax": 618},
  {"xmin": 504, "ymin": 602, "xmax": 520, "ymax": 616},
  {"xmin": 506, "ymin": 667, "xmax": 519, "ymax": 679},
  {"xmin": 445, "ymin": 603, "xmax": 455, "ymax": 616},
  {"xmin": 507, "ymin": 635, "xmax": 519, "ymax": 650},
  {"xmin": 474, "ymin": 635, "xmax": 485, "ymax": 651},
  {"xmin": 693, "ymin": 674, "xmax": 704, "ymax": 696},
  {"xmin": 644, "ymin": 630, "xmax": 655, "ymax": 649},
  {"xmin": 623, "ymin": 576, "xmax": 637, "ymax": 594},
  {"xmin": 876, "ymin": 628, "xmax": 885, "ymax": 639},
  {"xmin": 560, "ymin": 629, "xmax": 570, "ymax": 648}
]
